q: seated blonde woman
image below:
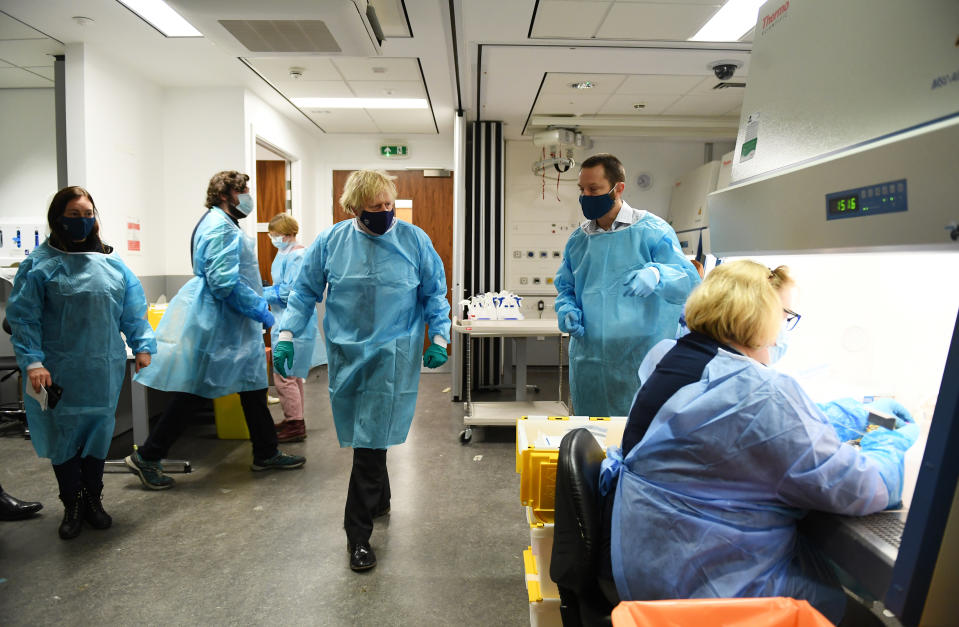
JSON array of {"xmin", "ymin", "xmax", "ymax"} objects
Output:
[{"xmin": 601, "ymin": 259, "xmax": 918, "ymax": 624}]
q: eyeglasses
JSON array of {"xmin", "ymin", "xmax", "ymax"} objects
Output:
[{"xmin": 783, "ymin": 307, "xmax": 801, "ymax": 331}]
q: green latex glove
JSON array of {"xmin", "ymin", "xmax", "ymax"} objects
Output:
[
  {"xmin": 273, "ymin": 340, "xmax": 294, "ymax": 376},
  {"xmin": 423, "ymin": 343, "xmax": 448, "ymax": 368}
]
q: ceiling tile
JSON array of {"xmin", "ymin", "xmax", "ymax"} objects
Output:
[
  {"xmin": 365, "ymin": 108, "xmax": 436, "ymax": 133},
  {"xmin": 597, "ymin": 3, "xmax": 720, "ymax": 40},
  {"xmin": 530, "ymin": 1, "xmax": 611, "ymax": 39},
  {"xmin": 348, "ymin": 80, "xmax": 425, "ymax": 98},
  {"xmin": 542, "ymin": 73, "xmax": 626, "ymax": 95},
  {"xmin": 533, "ymin": 92, "xmax": 611, "ymax": 115},
  {"xmin": 0, "ymin": 39, "xmax": 61, "ymax": 67},
  {"xmin": 273, "ymin": 79, "xmax": 353, "ymax": 98},
  {"xmin": 332, "ymin": 57, "xmax": 420, "ymax": 81},
  {"xmin": 617, "ymin": 74, "xmax": 703, "ymax": 95},
  {"xmin": 662, "ymin": 92, "xmax": 744, "ymax": 116},
  {"xmin": 0, "ymin": 66, "xmax": 54, "ymax": 88},
  {"xmin": 308, "ymin": 109, "xmax": 378, "ymax": 133},
  {"xmin": 0, "ymin": 13, "xmax": 49, "ymax": 40},
  {"xmin": 598, "ymin": 93, "xmax": 679, "ymax": 115},
  {"xmin": 245, "ymin": 57, "xmax": 340, "ymax": 81}
]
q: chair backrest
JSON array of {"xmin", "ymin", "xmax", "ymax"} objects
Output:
[{"xmin": 550, "ymin": 427, "xmax": 607, "ymax": 593}]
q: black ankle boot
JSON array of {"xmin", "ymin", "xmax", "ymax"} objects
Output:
[
  {"xmin": 82, "ymin": 487, "xmax": 112, "ymax": 530},
  {"xmin": 58, "ymin": 490, "xmax": 83, "ymax": 540}
]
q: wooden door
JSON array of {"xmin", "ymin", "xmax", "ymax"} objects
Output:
[
  {"xmin": 256, "ymin": 160, "xmax": 287, "ymax": 284},
  {"xmin": 332, "ymin": 170, "xmax": 454, "ymax": 353}
]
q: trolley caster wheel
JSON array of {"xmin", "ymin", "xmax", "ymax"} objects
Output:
[{"xmin": 459, "ymin": 428, "xmax": 472, "ymax": 444}]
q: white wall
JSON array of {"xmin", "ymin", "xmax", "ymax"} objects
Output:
[
  {"xmin": 66, "ymin": 43, "xmax": 165, "ymax": 277},
  {"xmin": 162, "ymin": 87, "xmax": 245, "ymax": 276},
  {"xmin": 0, "ymin": 89, "xmax": 57, "ymax": 219},
  {"xmin": 504, "ymin": 137, "xmax": 734, "ymax": 296}
]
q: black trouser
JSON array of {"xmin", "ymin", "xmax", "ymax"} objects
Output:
[
  {"xmin": 138, "ymin": 390, "xmax": 278, "ymax": 462},
  {"xmin": 344, "ymin": 448, "xmax": 391, "ymax": 545},
  {"xmin": 52, "ymin": 453, "xmax": 105, "ymax": 500}
]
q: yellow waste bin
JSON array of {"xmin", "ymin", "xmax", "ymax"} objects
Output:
[{"xmin": 213, "ymin": 394, "xmax": 250, "ymax": 440}]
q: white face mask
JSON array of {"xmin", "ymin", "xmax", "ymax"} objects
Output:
[
  {"xmin": 768, "ymin": 324, "xmax": 790, "ymax": 364},
  {"xmin": 270, "ymin": 235, "xmax": 291, "ymax": 250}
]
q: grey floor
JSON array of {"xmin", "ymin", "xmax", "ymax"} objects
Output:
[{"xmin": 0, "ymin": 367, "xmax": 564, "ymax": 626}]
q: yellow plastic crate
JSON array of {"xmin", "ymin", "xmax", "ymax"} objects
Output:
[
  {"xmin": 516, "ymin": 415, "xmax": 626, "ymax": 524},
  {"xmin": 213, "ymin": 394, "xmax": 250, "ymax": 440}
]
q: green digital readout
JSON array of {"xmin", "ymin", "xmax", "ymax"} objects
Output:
[{"xmin": 828, "ymin": 194, "xmax": 859, "ymax": 215}]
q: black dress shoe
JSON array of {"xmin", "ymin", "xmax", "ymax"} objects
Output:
[
  {"xmin": 348, "ymin": 542, "xmax": 377, "ymax": 571},
  {"xmin": 0, "ymin": 490, "xmax": 43, "ymax": 521}
]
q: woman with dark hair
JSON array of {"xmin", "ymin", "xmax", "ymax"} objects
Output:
[{"xmin": 6, "ymin": 186, "xmax": 156, "ymax": 539}]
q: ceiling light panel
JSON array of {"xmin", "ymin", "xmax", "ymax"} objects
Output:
[
  {"xmin": 689, "ymin": 0, "xmax": 765, "ymax": 42},
  {"xmin": 529, "ymin": 1, "xmax": 610, "ymax": 39},
  {"xmin": 117, "ymin": 0, "xmax": 202, "ymax": 37},
  {"xmin": 291, "ymin": 97, "xmax": 427, "ymax": 109},
  {"xmin": 541, "ymin": 73, "xmax": 625, "ymax": 95},
  {"xmin": 598, "ymin": 3, "xmax": 721, "ymax": 40}
]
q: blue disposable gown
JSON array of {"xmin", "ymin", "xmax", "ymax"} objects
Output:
[
  {"xmin": 264, "ymin": 245, "xmax": 318, "ymax": 378},
  {"xmin": 7, "ymin": 242, "xmax": 156, "ymax": 464},
  {"xmin": 554, "ymin": 211, "xmax": 700, "ymax": 416},
  {"xmin": 135, "ymin": 207, "xmax": 269, "ymax": 397},
  {"xmin": 603, "ymin": 345, "xmax": 917, "ymax": 623},
  {"xmin": 279, "ymin": 219, "xmax": 451, "ymax": 449}
]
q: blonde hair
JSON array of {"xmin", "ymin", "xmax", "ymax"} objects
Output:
[
  {"xmin": 268, "ymin": 213, "xmax": 299, "ymax": 236},
  {"xmin": 684, "ymin": 260, "xmax": 782, "ymax": 349},
  {"xmin": 768, "ymin": 265, "xmax": 795, "ymax": 292},
  {"xmin": 339, "ymin": 170, "xmax": 397, "ymax": 215}
]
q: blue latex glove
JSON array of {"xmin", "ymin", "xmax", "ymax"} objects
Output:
[
  {"xmin": 272, "ymin": 340, "xmax": 294, "ymax": 376},
  {"xmin": 263, "ymin": 285, "xmax": 281, "ymax": 306},
  {"xmin": 423, "ymin": 343, "xmax": 448, "ymax": 368},
  {"xmin": 860, "ymin": 422, "xmax": 920, "ymax": 508},
  {"xmin": 258, "ymin": 309, "xmax": 275, "ymax": 328},
  {"xmin": 558, "ymin": 308, "xmax": 585, "ymax": 338},
  {"xmin": 622, "ymin": 267, "xmax": 659, "ymax": 297},
  {"xmin": 866, "ymin": 398, "xmax": 915, "ymax": 427},
  {"xmin": 817, "ymin": 398, "xmax": 872, "ymax": 442}
]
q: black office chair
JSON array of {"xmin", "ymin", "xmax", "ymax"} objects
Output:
[
  {"xmin": 0, "ymin": 316, "xmax": 28, "ymax": 439},
  {"xmin": 551, "ymin": 428, "xmax": 620, "ymax": 627}
]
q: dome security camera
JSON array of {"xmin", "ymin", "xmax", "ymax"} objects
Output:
[{"xmin": 708, "ymin": 60, "xmax": 742, "ymax": 81}]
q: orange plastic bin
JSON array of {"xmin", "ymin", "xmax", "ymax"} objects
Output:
[{"xmin": 612, "ymin": 598, "xmax": 834, "ymax": 627}]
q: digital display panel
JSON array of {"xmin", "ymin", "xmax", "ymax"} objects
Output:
[{"xmin": 828, "ymin": 194, "xmax": 859, "ymax": 215}]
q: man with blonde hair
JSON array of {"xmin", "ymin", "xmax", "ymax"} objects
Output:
[{"xmin": 274, "ymin": 169, "xmax": 451, "ymax": 571}]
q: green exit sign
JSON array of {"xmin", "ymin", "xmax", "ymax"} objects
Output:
[{"xmin": 380, "ymin": 144, "xmax": 408, "ymax": 158}]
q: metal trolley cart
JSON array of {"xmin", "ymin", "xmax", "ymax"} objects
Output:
[{"xmin": 452, "ymin": 317, "xmax": 568, "ymax": 443}]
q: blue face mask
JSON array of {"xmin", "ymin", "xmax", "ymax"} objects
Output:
[
  {"xmin": 235, "ymin": 193, "xmax": 255, "ymax": 217},
  {"xmin": 579, "ymin": 187, "xmax": 616, "ymax": 220},
  {"xmin": 360, "ymin": 209, "xmax": 395, "ymax": 235},
  {"xmin": 60, "ymin": 216, "xmax": 96, "ymax": 241},
  {"xmin": 768, "ymin": 325, "xmax": 790, "ymax": 364},
  {"xmin": 270, "ymin": 235, "xmax": 292, "ymax": 250}
]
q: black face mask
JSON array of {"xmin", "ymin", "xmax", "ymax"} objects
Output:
[{"xmin": 360, "ymin": 209, "xmax": 395, "ymax": 235}]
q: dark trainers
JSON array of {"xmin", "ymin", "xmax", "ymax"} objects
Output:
[
  {"xmin": 348, "ymin": 542, "xmax": 377, "ymax": 571},
  {"xmin": 250, "ymin": 451, "xmax": 306, "ymax": 471},
  {"xmin": 125, "ymin": 451, "xmax": 174, "ymax": 490}
]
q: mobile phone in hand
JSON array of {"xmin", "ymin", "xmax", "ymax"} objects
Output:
[{"xmin": 46, "ymin": 382, "xmax": 63, "ymax": 409}]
